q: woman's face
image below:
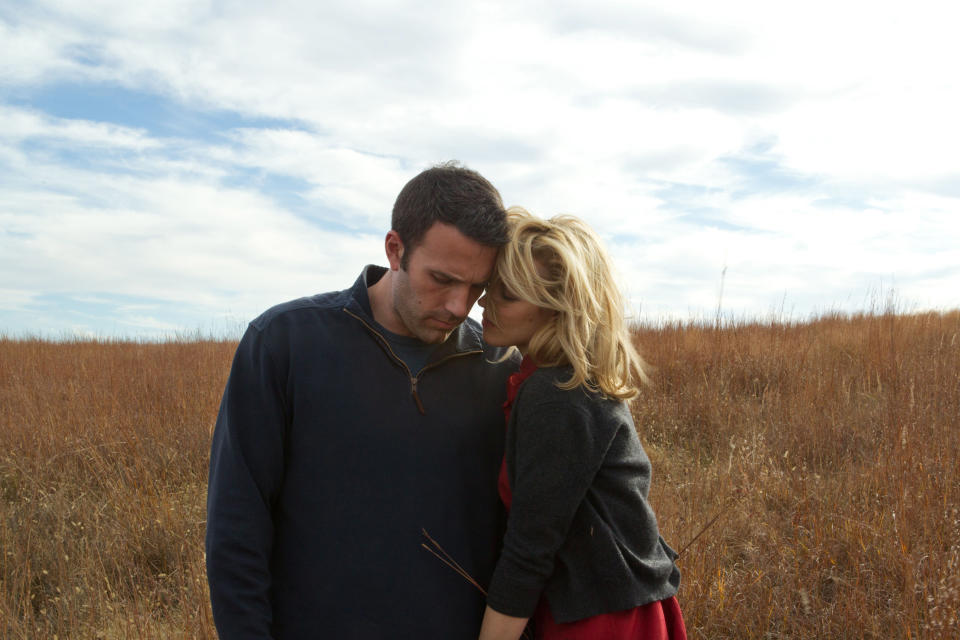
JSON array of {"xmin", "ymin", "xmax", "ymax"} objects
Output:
[{"xmin": 478, "ymin": 279, "xmax": 554, "ymax": 354}]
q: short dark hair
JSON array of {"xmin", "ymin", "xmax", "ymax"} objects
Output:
[{"xmin": 392, "ymin": 161, "xmax": 508, "ymax": 268}]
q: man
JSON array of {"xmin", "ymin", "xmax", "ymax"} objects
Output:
[{"xmin": 206, "ymin": 163, "xmax": 519, "ymax": 638}]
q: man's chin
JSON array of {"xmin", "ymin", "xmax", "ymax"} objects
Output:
[
  {"xmin": 424, "ymin": 329, "xmax": 455, "ymax": 344},
  {"xmin": 417, "ymin": 320, "xmax": 460, "ymax": 344}
]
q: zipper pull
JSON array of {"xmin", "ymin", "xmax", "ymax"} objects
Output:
[{"xmin": 410, "ymin": 377, "xmax": 426, "ymax": 415}]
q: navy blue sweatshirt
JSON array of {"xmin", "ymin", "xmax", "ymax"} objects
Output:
[{"xmin": 206, "ymin": 267, "xmax": 518, "ymax": 639}]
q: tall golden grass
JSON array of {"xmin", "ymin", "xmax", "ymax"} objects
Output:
[
  {"xmin": 1, "ymin": 310, "xmax": 958, "ymax": 638},
  {"xmin": 1, "ymin": 339, "xmax": 233, "ymax": 638}
]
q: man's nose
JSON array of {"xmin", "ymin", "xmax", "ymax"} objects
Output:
[{"xmin": 445, "ymin": 285, "xmax": 474, "ymax": 319}]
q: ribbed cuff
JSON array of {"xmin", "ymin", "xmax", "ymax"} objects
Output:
[{"xmin": 485, "ymin": 564, "xmax": 545, "ymax": 618}]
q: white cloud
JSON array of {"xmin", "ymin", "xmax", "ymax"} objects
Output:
[
  {"xmin": 214, "ymin": 129, "xmax": 409, "ymax": 230},
  {"xmin": 0, "ymin": 17, "xmax": 77, "ymax": 83},
  {"xmin": 1, "ymin": 175, "xmax": 384, "ymax": 306},
  {"xmin": 0, "ymin": 112, "xmax": 388, "ymax": 333},
  {"xmin": 0, "ymin": 288, "xmax": 37, "ymax": 312},
  {"xmin": 0, "ymin": 105, "xmax": 160, "ymax": 150}
]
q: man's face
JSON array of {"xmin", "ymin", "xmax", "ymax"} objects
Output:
[{"xmin": 387, "ymin": 222, "xmax": 498, "ymax": 344}]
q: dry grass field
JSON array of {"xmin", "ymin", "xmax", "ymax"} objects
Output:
[{"xmin": 2, "ymin": 310, "xmax": 958, "ymax": 638}]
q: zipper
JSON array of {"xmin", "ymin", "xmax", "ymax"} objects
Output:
[{"xmin": 343, "ymin": 307, "xmax": 482, "ymax": 414}]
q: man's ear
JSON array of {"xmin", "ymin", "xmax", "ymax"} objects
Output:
[{"xmin": 385, "ymin": 230, "xmax": 404, "ymax": 271}]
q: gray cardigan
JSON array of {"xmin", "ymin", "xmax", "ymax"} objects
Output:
[{"xmin": 486, "ymin": 366, "xmax": 681, "ymax": 623}]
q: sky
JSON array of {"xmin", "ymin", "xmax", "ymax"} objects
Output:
[{"xmin": 2, "ymin": 0, "xmax": 959, "ymax": 339}]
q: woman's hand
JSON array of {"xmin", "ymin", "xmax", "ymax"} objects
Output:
[{"xmin": 478, "ymin": 605, "xmax": 530, "ymax": 640}]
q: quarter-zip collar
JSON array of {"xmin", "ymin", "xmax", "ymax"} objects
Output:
[
  {"xmin": 342, "ymin": 265, "xmax": 486, "ymax": 414},
  {"xmin": 343, "ymin": 265, "xmax": 486, "ymax": 363}
]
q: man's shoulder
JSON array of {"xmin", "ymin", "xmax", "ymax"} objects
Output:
[
  {"xmin": 461, "ymin": 317, "xmax": 521, "ymax": 368},
  {"xmin": 249, "ymin": 287, "xmax": 354, "ymax": 332},
  {"xmin": 459, "ymin": 316, "xmax": 486, "ymax": 350}
]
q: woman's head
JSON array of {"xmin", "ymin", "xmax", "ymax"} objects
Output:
[{"xmin": 479, "ymin": 207, "xmax": 648, "ymax": 399}]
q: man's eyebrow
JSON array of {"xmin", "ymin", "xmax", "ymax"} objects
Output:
[{"xmin": 431, "ymin": 269, "xmax": 489, "ymax": 287}]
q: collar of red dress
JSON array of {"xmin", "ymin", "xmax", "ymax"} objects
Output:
[{"xmin": 502, "ymin": 354, "xmax": 538, "ymax": 417}]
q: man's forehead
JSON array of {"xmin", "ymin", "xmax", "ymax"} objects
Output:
[
  {"xmin": 412, "ymin": 223, "xmax": 498, "ymax": 282},
  {"xmin": 423, "ymin": 254, "xmax": 496, "ymax": 284}
]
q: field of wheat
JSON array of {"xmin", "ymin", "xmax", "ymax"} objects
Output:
[{"xmin": 2, "ymin": 310, "xmax": 958, "ymax": 638}]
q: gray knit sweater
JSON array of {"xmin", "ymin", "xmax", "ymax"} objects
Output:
[{"xmin": 486, "ymin": 366, "xmax": 681, "ymax": 623}]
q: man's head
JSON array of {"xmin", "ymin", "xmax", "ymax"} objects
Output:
[
  {"xmin": 382, "ymin": 162, "xmax": 508, "ymax": 344},
  {"xmin": 391, "ymin": 162, "xmax": 508, "ymax": 269}
]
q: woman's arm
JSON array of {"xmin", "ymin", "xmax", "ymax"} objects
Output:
[{"xmin": 478, "ymin": 606, "xmax": 530, "ymax": 640}]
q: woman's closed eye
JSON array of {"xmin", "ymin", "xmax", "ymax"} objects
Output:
[{"xmin": 498, "ymin": 283, "xmax": 519, "ymax": 302}]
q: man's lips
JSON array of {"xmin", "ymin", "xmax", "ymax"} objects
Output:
[{"xmin": 430, "ymin": 317, "xmax": 460, "ymax": 329}]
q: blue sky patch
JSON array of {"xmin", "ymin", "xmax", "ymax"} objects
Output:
[
  {"xmin": 718, "ymin": 148, "xmax": 818, "ymax": 198},
  {"xmin": 218, "ymin": 169, "xmax": 379, "ymax": 234},
  {"xmin": 7, "ymin": 82, "xmax": 308, "ymax": 142},
  {"xmin": 651, "ymin": 181, "xmax": 760, "ymax": 233}
]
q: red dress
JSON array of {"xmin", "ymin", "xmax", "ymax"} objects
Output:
[{"xmin": 498, "ymin": 357, "xmax": 687, "ymax": 640}]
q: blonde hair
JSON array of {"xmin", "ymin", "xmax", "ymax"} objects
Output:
[{"xmin": 488, "ymin": 207, "xmax": 649, "ymax": 399}]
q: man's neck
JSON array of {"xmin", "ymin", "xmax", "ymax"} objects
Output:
[{"xmin": 366, "ymin": 270, "xmax": 409, "ymax": 337}]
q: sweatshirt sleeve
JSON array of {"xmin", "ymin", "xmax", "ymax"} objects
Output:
[
  {"xmin": 205, "ymin": 323, "xmax": 288, "ymax": 639},
  {"xmin": 485, "ymin": 391, "xmax": 616, "ymax": 618}
]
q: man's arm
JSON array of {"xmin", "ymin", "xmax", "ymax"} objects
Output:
[{"xmin": 206, "ymin": 324, "xmax": 287, "ymax": 639}]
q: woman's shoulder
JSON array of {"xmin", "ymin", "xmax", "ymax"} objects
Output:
[
  {"xmin": 521, "ymin": 366, "xmax": 626, "ymax": 414},
  {"xmin": 520, "ymin": 365, "xmax": 575, "ymax": 397},
  {"xmin": 514, "ymin": 367, "xmax": 636, "ymax": 449}
]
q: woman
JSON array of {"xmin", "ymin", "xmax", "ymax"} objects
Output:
[{"xmin": 477, "ymin": 208, "xmax": 686, "ymax": 640}]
